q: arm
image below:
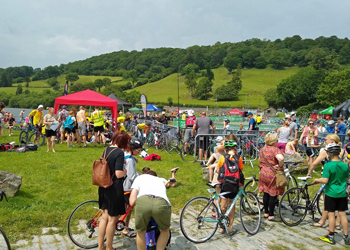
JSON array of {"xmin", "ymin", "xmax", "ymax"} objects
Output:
[
  {"xmin": 123, "ymin": 159, "xmax": 137, "ymax": 191},
  {"xmin": 43, "ymin": 116, "xmax": 50, "ymax": 125},
  {"xmin": 307, "ymin": 150, "xmax": 327, "ymax": 177},
  {"xmin": 294, "ymin": 129, "xmax": 298, "ymax": 139},
  {"xmin": 192, "ymin": 124, "xmax": 197, "ymax": 137},
  {"xmin": 114, "ymin": 151, "xmax": 127, "ymax": 178},
  {"xmin": 275, "ymin": 153, "xmax": 284, "ymax": 169},
  {"xmin": 212, "ymin": 124, "xmax": 216, "ymax": 134},
  {"xmin": 313, "ymin": 128, "xmax": 319, "ymax": 137},
  {"xmin": 313, "ymin": 177, "xmax": 329, "ymax": 184},
  {"xmin": 129, "ymin": 188, "xmax": 138, "ymax": 207}
]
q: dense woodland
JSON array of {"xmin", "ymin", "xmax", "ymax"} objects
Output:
[{"xmin": 1, "ymin": 35, "xmax": 350, "ymax": 111}]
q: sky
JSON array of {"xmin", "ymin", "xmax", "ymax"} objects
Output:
[{"xmin": 0, "ymin": 0, "xmax": 349, "ymax": 69}]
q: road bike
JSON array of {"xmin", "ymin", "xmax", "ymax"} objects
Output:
[
  {"xmin": 179, "ymin": 183, "xmax": 261, "ymax": 243},
  {"xmin": 19, "ymin": 124, "xmax": 45, "ymax": 146},
  {"xmin": 0, "ymin": 191, "xmax": 11, "ymax": 250},
  {"xmin": 278, "ymin": 176, "xmax": 325, "ymax": 227},
  {"xmin": 180, "ymin": 137, "xmax": 199, "ymax": 162}
]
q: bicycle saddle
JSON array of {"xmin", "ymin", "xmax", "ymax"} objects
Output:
[{"xmin": 297, "ymin": 176, "xmax": 310, "ymax": 181}]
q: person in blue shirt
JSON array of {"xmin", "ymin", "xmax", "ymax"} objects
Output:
[
  {"xmin": 247, "ymin": 112, "xmax": 256, "ymax": 130},
  {"xmin": 336, "ymin": 117, "xmax": 347, "ymax": 146},
  {"xmin": 326, "ymin": 120, "xmax": 335, "ymax": 134}
]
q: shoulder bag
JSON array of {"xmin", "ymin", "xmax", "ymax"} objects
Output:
[{"xmin": 261, "ymin": 150, "xmax": 288, "ymax": 188}]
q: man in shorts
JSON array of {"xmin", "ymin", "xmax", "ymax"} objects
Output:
[
  {"xmin": 76, "ymin": 106, "xmax": 88, "ymax": 148},
  {"xmin": 91, "ymin": 106, "xmax": 106, "ymax": 147},
  {"xmin": 314, "ymin": 143, "xmax": 350, "ymax": 245},
  {"xmin": 58, "ymin": 105, "xmax": 68, "ymax": 143},
  {"xmin": 192, "ymin": 111, "xmax": 216, "ymax": 165},
  {"xmin": 130, "ymin": 170, "xmax": 171, "ymax": 250},
  {"xmin": 0, "ymin": 102, "xmax": 6, "ymax": 136},
  {"xmin": 183, "ymin": 110, "xmax": 196, "ymax": 155}
]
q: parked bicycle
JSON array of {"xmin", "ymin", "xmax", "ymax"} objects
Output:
[
  {"xmin": 278, "ymin": 176, "xmax": 325, "ymax": 227},
  {"xmin": 179, "ymin": 183, "xmax": 261, "ymax": 243},
  {"xmin": 19, "ymin": 124, "xmax": 45, "ymax": 146},
  {"xmin": 0, "ymin": 191, "xmax": 11, "ymax": 250}
]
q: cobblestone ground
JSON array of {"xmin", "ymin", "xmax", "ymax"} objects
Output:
[{"xmin": 12, "ymin": 213, "xmax": 349, "ymax": 250}]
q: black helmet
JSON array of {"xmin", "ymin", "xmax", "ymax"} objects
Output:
[
  {"xmin": 223, "ymin": 118, "xmax": 230, "ymax": 124},
  {"xmin": 324, "ymin": 143, "xmax": 341, "ymax": 156},
  {"xmin": 130, "ymin": 137, "xmax": 144, "ymax": 150},
  {"xmin": 345, "ymin": 143, "xmax": 350, "ymax": 154}
]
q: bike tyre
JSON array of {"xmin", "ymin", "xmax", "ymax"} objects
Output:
[
  {"xmin": 29, "ymin": 132, "xmax": 45, "ymax": 146},
  {"xmin": 19, "ymin": 131, "xmax": 27, "ymax": 144},
  {"xmin": 279, "ymin": 187, "xmax": 307, "ymax": 227},
  {"xmin": 0, "ymin": 226, "xmax": 11, "ymax": 250},
  {"xmin": 240, "ymin": 191, "xmax": 262, "ymax": 235}
]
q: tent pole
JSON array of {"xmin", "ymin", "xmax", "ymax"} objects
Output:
[{"xmin": 177, "ymin": 70, "xmax": 180, "ymax": 131}]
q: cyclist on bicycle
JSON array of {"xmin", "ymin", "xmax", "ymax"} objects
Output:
[{"xmin": 216, "ymin": 140, "xmax": 244, "ymax": 235}]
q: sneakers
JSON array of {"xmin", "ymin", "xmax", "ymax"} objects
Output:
[
  {"xmin": 344, "ymin": 235, "xmax": 350, "ymax": 245},
  {"xmin": 320, "ymin": 234, "xmax": 335, "ymax": 245},
  {"xmin": 170, "ymin": 168, "xmax": 179, "ymax": 174}
]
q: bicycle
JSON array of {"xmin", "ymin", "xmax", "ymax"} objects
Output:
[
  {"xmin": 67, "ymin": 192, "xmax": 134, "ymax": 249},
  {"xmin": 278, "ymin": 176, "xmax": 324, "ymax": 227},
  {"xmin": 0, "ymin": 191, "xmax": 11, "ymax": 250},
  {"xmin": 165, "ymin": 128, "xmax": 183, "ymax": 154},
  {"xmin": 19, "ymin": 124, "xmax": 45, "ymax": 146},
  {"xmin": 180, "ymin": 137, "xmax": 199, "ymax": 162},
  {"xmin": 179, "ymin": 183, "xmax": 261, "ymax": 243}
]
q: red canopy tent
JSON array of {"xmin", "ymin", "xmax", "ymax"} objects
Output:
[
  {"xmin": 227, "ymin": 108, "xmax": 243, "ymax": 115},
  {"xmin": 54, "ymin": 89, "xmax": 118, "ymax": 119}
]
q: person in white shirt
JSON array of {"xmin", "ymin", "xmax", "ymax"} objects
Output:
[{"xmin": 130, "ymin": 171, "xmax": 171, "ymax": 250}]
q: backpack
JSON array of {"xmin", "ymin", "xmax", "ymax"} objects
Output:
[
  {"xmin": 185, "ymin": 116, "xmax": 196, "ymax": 127},
  {"xmin": 217, "ymin": 153, "xmax": 244, "ymax": 192},
  {"xmin": 63, "ymin": 116, "xmax": 74, "ymax": 130},
  {"xmin": 92, "ymin": 148, "xmax": 118, "ymax": 188},
  {"xmin": 60, "ymin": 110, "xmax": 67, "ymax": 121}
]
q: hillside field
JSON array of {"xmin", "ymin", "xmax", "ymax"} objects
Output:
[
  {"xmin": 1, "ymin": 67, "xmax": 299, "ymax": 108},
  {"xmin": 127, "ymin": 67, "xmax": 299, "ymax": 108}
]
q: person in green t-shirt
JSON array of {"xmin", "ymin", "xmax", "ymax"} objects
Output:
[{"xmin": 314, "ymin": 143, "xmax": 350, "ymax": 246}]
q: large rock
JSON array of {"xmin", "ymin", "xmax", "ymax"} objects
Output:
[
  {"xmin": 0, "ymin": 171, "xmax": 22, "ymax": 196},
  {"xmin": 284, "ymin": 154, "xmax": 308, "ymax": 173}
]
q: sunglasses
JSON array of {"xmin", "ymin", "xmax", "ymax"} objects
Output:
[
  {"xmin": 309, "ymin": 123, "xmax": 314, "ymax": 125},
  {"xmin": 268, "ymin": 131, "xmax": 277, "ymax": 134}
]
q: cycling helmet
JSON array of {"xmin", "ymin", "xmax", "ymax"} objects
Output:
[
  {"xmin": 345, "ymin": 142, "xmax": 350, "ymax": 154},
  {"xmin": 130, "ymin": 137, "xmax": 144, "ymax": 150},
  {"xmin": 224, "ymin": 140, "xmax": 237, "ymax": 148},
  {"xmin": 223, "ymin": 118, "xmax": 230, "ymax": 124},
  {"xmin": 328, "ymin": 120, "xmax": 335, "ymax": 125},
  {"xmin": 324, "ymin": 143, "xmax": 341, "ymax": 156}
]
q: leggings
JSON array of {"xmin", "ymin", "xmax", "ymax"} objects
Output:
[{"xmin": 263, "ymin": 192, "xmax": 278, "ymax": 216}]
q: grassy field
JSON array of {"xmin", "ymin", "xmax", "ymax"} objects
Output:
[{"xmin": 0, "ymin": 126, "xmax": 324, "ymax": 243}]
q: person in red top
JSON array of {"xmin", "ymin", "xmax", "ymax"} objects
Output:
[{"xmin": 216, "ymin": 140, "xmax": 244, "ymax": 235}]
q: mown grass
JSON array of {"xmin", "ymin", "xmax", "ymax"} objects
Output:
[
  {"xmin": 0, "ymin": 126, "xmax": 322, "ymax": 243},
  {"xmin": 127, "ymin": 66, "xmax": 299, "ymax": 108}
]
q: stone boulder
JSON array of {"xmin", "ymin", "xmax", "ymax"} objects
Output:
[
  {"xmin": 0, "ymin": 171, "xmax": 22, "ymax": 196},
  {"xmin": 284, "ymin": 154, "xmax": 308, "ymax": 173}
]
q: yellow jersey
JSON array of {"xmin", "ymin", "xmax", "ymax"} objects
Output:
[
  {"xmin": 29, "ymin": 109, "xmax": 43, "ymax": 125},
  {"xmin": 91, "ymin": 111, "xmax": 105, "ymax": 127}
]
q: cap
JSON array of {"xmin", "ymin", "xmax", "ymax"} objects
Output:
[
  {"xmin": 162, "ymin": 111, "xmax": 166, "ymax": 115},
  {"xmin": 62, "ymin": 105, "xmax": 67, "ymax": 109},
  {"xmin": 328, "ymin": 120, "xmax": 335, "ymax": 125},
  {"xmin": 247, "ymin": 112, "xmax": 253, "ymax": 116},
  {"xmin": 215, "ymin": 136, "xmax": 224, "ymax": 142},
  {"xmin": 285, "ymin": 115, "xmax": 290, "ymax": 119},
  {"xmin": 38, "ymin": 105, "xmax": 43, "ymax": 109},
  {"xmin": 188, "ymin": 110, "xmax": 194, "ymax": 116}
]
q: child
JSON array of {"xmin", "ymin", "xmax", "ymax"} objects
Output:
[
  {"xmin": 216, "ymin": 140, "xmax": 244, "ymax": 235},
  {"xmin": 306, "ymin": 130, "xmax": 319, "ymax": 169},
  {"xmin": 166, "ymin": 168, "xmax": 179, "ymax": 188},
  {"xmin": 7, "ymin": 113, "xmax": 15, "ymax": 136},
  {"xmin": 285, "ymin": 139, "xmax": 300, "ymax": 156},
  {"xmin": 314, "ymin": 143, "xmax": 350, "ymax": 246}
]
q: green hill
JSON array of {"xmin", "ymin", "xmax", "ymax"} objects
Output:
[{"xmin": 126, "ymin": 67, "xmax": 299, "ymax": 108}]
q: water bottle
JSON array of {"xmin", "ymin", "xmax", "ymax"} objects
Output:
[
  {"xmin": 284, "ymin": 168, "xmax": 290, "ymax": 178},
  {"xmin": 147, "ymin": 239, "xmax": 156, "ymax": 250}
]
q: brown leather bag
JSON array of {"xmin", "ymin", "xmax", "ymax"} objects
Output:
[
  {"xmin": 92, "ymin": 148, "xmax": 117, "ymax": 188},
  {"xmin": 261, "ymin": 151, "xmax": 288, "ymax": 188}
]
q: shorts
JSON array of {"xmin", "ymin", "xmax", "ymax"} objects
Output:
[
  {"xmin": 64, "ymin": 127, "xmax": 76, "ymax": 134},
  {"xmin": 184, "ymin": 128, "xmax": 193, "ymax": 143},
  {"xmin": 78, "ymin": 122, "xmax": 87, "ymax": 136},
  {"xmin": 306, "ymin": 147, "xmax": 315, "ymax": 157},
  {"xmin": 124, "ymin": 193, "xmax": 130, "ymax": 205},
  {"xmin": 220, "ymin": 189, "xmax": 238, "ymax": 200},
  {"xmin": 135, "ymin": 195, "xmax": 171, "ymax": 232},
  {"xmin": 60, "ymin": 123, "xmax": 65, "ymax": 132},
  {"xmin": 94, "ymin": 125, "xmax": 104, "ymax": 133},
  {"xmin": 45, "ymin": 129, "xmax": 56, "ymax": 138},
  {"xmin": 324, "ymin": 195, "xmax": 348, "ymax": 212},
  {"xmin": 196, "ymin": 135, "xmax": 209, "ymax": 150}
]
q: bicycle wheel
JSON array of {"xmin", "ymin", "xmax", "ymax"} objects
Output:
[
  {"xmin": 0, "ymin": 227, "xmax": 11, "ymax": 250},
  {"xmin": 243, "ymin": 179, "xmax": 259, "ymax": 195},
  {"xmin": 287, "ymin": 175, "xmax": 298, "ymax": 190},
  {"xmin": 29, "ymin": 132, "xmax": 45, "ymax": 146},
  {"xmin": 180, "ymin": 142, "xmax": 198, "ymax": 162},
  {"xmin": 67, "ymin": 200, "xmax": 102, "ymax": 249},
  {"xmin": 19, "ymin": 131, "xmax": 27, "ymax": 144},
  {"xmin": 166, "ymin": 136, "xmax": 181, "ymax": 154},
  {"xmin": 316, "ymin": 192, "xmax": 324, "ymax": 216},
  {"xmin": 279, "ymin": 187, "xmax": 307, "ymax": 227},
  {"xmin": 180, "ymin": 197, "xmax": 218, "ymax": 243},
  {"xmin": 240, "ymin": 191, "xmax": 261, "ymax": 235}
]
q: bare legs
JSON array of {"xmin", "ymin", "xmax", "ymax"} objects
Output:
[
  {"xmin": 98, "ymin": 210, "xmax": 119, "ymax": 250},
  {"xmin": 136, "ymin": 229, "xmax": 170, "ymax": 250}
]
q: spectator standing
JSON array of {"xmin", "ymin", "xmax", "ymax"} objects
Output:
[
  {"xmin": 58, "ymin": 106, "xmax": 68, "ymax": 143},
  {"xmin": 183, "ymin": 110, "xmax": 196, "ymax": 155},
  {"xmin": 317, "ymin": 123, "xmax": 326, "ymax": 133},
  {"xmin": 65, "ymin": 111, "xmax": 76, "ymax": 148},
  {"xmin": 277, "ymin": 120, "xmax": 291, "ymax": 153},
  {"xmin": 29, "ymin": 105, "xmax": 44, "ymax": 127},
  {"xmin": 76, "ymin": 106, "xmax": 88, "ymax": 148},
  {"xmin": 326, "ymin": 120, "xmax": 336, "ymax": 133},
  {"xmin": 300, "ymin": 119, "xmax": 319, "ymax": 167},
  {"xmin": 7, "ymin": 113, "xmax": 15, "ymax": 136},
  {"xmin": 19, "ymin": 109, "xmax": 25, "ymax": 123},
  {"xmin": 97, "ymin": 132, "xmax": 129, "ymax": 250},
  {"xmin": 259, "ymin": 132, "xmax": 285, "ymax": 221},
  {"xmin": 223, "ymin": 118, "xmax": 231, "ymax": 135},
  {"xmin": 192, "ymin": 112, "xmax": 216, "ymax": 165},
  {"xmin": 0, "ymin": 102, "xmax": 6, "ymax": 136},
  {"xmin": 156, "ymin": 111, "xmax": 168, "ymax": 125},
  {"xmin": 336, "ymin": 117, "xmax": 347, "ymax": 146},
  {"xmin": 247, "ymin": 112, "xmax": 256, "ymax": 130},
  {"xmin": 286, "ymin": 115, "xmax": 298, "ymax": 139},
  {"xmin": 43, "ymin": 107, "xmax": 58, "ymax": 152},
  {"xmin": 130, "ymin": 170, "xmax": 171, "ymax": 250},
  {"xmin": 91, "ymin": 106, "xmax": 106, "ymax": 147}
]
